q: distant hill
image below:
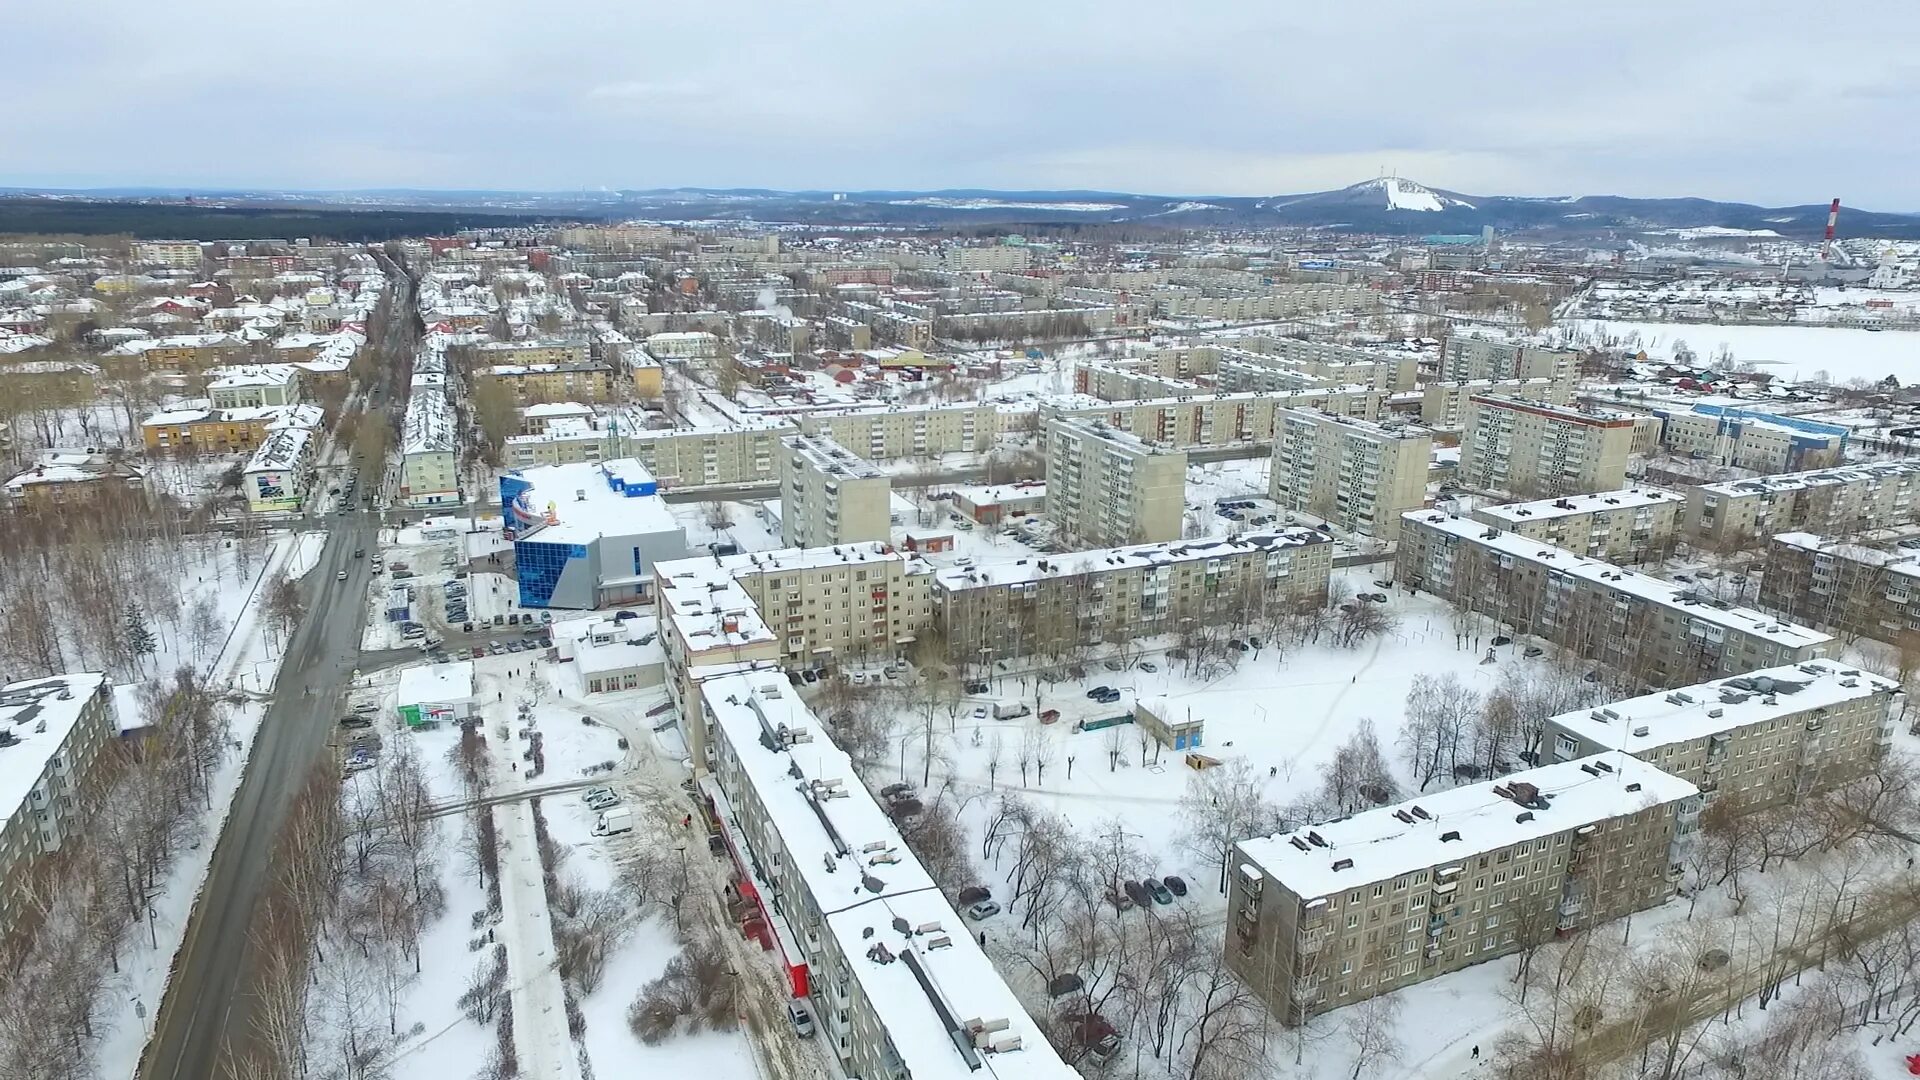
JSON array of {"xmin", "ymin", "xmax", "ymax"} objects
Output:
[{"xmin": 3, "ymin": 179, "xmax": 1915, "ymax": 240}]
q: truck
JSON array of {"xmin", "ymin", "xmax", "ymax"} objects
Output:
[
  {"xmin": 992, "ymin": 701, "xmax": 1031, "ymax": 720},
  {"xmin": 592, "ymin": 807, "xmax": 633, "ymax": 837},
  {"xmin": 1075, "ymin": 713, "xmax": 1134, "ymax": 734}
]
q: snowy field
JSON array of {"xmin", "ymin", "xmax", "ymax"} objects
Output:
[{"xmin": 1563, "ymin": 318, "xmax": 1920, "ymax": 386}]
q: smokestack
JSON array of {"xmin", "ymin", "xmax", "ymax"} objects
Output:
[{"xmin": 1821, "ymin": 198, "xmax": 1841, "ymax": 263}]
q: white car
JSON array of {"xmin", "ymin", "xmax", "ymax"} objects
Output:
[
  {"xmin": 585, "ymin": 790, "xmax": 621, "ymax": 811},
  {"xmin": 336, "ymin": 570, "xmax": 349, "ymax": 582}
]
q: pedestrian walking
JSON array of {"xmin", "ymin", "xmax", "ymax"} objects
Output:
[{"xmin": 1471, "ymin": 1045, "xmax": 1479, "ymax": 1060}]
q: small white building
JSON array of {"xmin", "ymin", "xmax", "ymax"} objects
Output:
[{"xmin": 396, "ymin": 661, "xmax": 475, "ymax": 728}]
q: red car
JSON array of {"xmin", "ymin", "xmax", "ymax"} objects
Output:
[{"xmin": 471, "ymin": 646, "xmax": 486, "ymax": 659}]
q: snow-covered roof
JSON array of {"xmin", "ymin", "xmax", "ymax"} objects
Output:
[
  {"xmin": 1772, "ymin": 531, "xmax": 1920, "ymax": 579},
  {"xmin": 482, "ymin": 362, "xmax": 605, "ymax": 376},
  {"xmin": 208, "ymin": 364, "xmax": 299, "ymax": 390},
  {"xmin": 522, "ymin": 401, "xmax": 595, "ymax": 419},
  {"xmin": 700, "ymin": 672, "xmax": 1075, "ymax": 1079},
  {"xmin": 785, "ymin": 433, "xmax": 886, "ymax": 480},
  {"xmin": 1404, "ymin": 511, "xmax": 1833, "ymax": 651},
  {"xmin": 1697, "ymin": 459, "xmax": 1920, "ymax": 499},
  {"xmin": 0, "ymin": 674, "xmax": 110, "ymax": 824},
  {"xmin": 1475, "ymin": 487, "xmax": 1685, "ymax": 527},
  {"xmin": 396, "ymin": 661, "xmax": 474, "ymax": 705},
  {"xmin": 244, "ymin": 426, "xmax": 313, "ymax": 474},
  {"xmin": 935, "ymin": 529, "xmax": 1331, "ymax": 592},
  {"xmin": 142, "ymin": 402, "xmax": 311, "ymax": 428},
  {"xmin": 1239, "ymin": 752, "xmax": 1697, "ymax": 899},
  {"xmin": 948, "ymin": 482, "xmax": 1046, "ymax": 506},
  {"xmin": 506, "ymin": 459, "xmax": 678, "ymax": 545},
  {"xmin": 1547, "ymin": 658, "xmax": 1899, "ymax": 755},
  {"xmin": 105, "ymin": 332, "xmax": 238, "ymax": 355},
  {"xmin": 403, "ymin": 389, "xmax": 455, "ymax": 456}
]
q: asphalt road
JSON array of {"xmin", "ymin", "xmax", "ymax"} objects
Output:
[{"xmin": 142, "ymin": 269, "xmax": 416, "ymax": 1080}]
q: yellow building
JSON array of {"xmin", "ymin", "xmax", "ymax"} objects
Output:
[
  {"xmin": 141, "ymin": 405, "xmax": 287, "ymax": 455},
  {"xmin": 629, "ymin": 354, "xmax": 663, "ymax": 399},
  {"xmin": 478, "ymin": 362, "xmax": 614, "ymax": 404}
]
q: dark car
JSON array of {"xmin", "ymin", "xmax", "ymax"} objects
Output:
[
  {"xmin": 801, "ymin": 669, "xmax": 818, "ymax": 684},
  {"xmin": 1491, "ymin": 635, "xmax": 1513, "ymax": 646},
  {"xmin": 1123, "ymin": 880, "xmax": 1151, "ymax": 907},
  {"xmin": 956, "ymin": 885, "xmax": 992, "ymax": 906},
  {"xmin": 613, "ymin": 610, "xmax": 640, "ymax": 621},
  {"xmin": 1085, "ymin": 686, "xmax": 1114, "ymax": 699},
  {"xmin": 965, "ymin": 680, "xmax": 990, "ymax": 695},
  {"xmin": 463, "ymin": 622, "xmax": 475, "ymax": 633},
  {"xmin": 1163, "ymin": 875, "xmax": 1187, "ymax": 897},
  {"xmin": 339, "ymin": 715, "xmax": 372, "ymax": 729}
]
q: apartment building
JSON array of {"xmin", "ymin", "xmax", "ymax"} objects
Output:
[
  {"xmin": 1398, "ymin": 511, "xmax": 1832, "ymax": 685},
  {"xmin": 400, "ymin": 388, "xmax": 459, "ymax": 507},
  {"xmin": 106, "ymin": 333, "xmax": 247, "ymax": 373},
  {"xmin": 1045, "ymin": 417, "xmax": 1187, "ymax": 547},
  {"xmin": 1545, "ymin": 659, "xmax": 1900, "ymax": 808},
  {"xmin": 934, "ymin": 529, "xmax": 1333, "ymax": 664},
  {"xmin": 1459, "ymin": 396, "xmax": 1636, "ymax": 498},
  {"xmin": 1652, "ymin": 405, "xmax": 1846, "ymax": 473},
  {"xmin": 1229, "ymin": 752, "xmax": 1697, "ymax": 1023},
  {"xmin": 1045, "ymin": 387, "xmax": 1386, "ymax": 450},
  {"xmin": 2, "ymin": 455, "xmax": 147, "ymax": 512},
  {"xmin": 1418, "ymin": 378, "xmax": 1570, "ymax": 431},
  {"xmin": 1439, "ymin": 335, "xmax": 1577, "ymax": 382},
  {"xmin": 643, "ymin": 331, "xmax": 723, "ymax": 360},
  {"xmin": 944, "ymin": 244, "xmax": 1032, "ymax": 272},
  {"xmin": 242, "ymin": 425, "xmax": 316, "ymax": 513},
  {"xmin": 1222, "ymin": 338, "xmax": 1420, "ymax": 392},
  {"xmin": 0, "ymin": 674, "xmax": 116, "ymax": 929},
  {"xmin": 1076, "ymin": 362, "xmax": 1204, "ymax": 402},
  {"xmin": 477, "ymin": 361, "xmax": 615, "ymax": 404},
  {"xmin": 780, "ymin": 435, "xmax": 893, "ymax": 548},
  {"xmin": 1686, "ymin": 461, "xmax": 1920, "ymax": 550},
  {"xmin": 504, "ymin": 418, "xmax": 611, "ymax": 468},
  {"xmin": 654, "ymin": 543, "xmax": 934, "ymax": 765},
  {"xmin": 207, "ymin": 364, "xmax": 303, "ymax": 409},
  {"xmin": 1470, "ymin": 487, "xmax": 1685, "ymax": 566},
  {"xmin": 131, "ymin": 240, "xmax": 203, "ymax": 269},
  {"xmin": 520, "ymin": 401, "xmax": 596, "ymax": 434},
  {"xmin": 1151, "ymin": 282, "xmax": 1375, "ymax": 321},
  {"xmin": 627, "ymin": 422, "xmax": 796, "ymax": 488},
  {"xmin": 1269, "ymin": 410, "xmax": 1431, "ymax": 542},
  {"xmin": 0, "ymin": 361, "xmax": 99, "ymax": 402},
  {"xmin": 798, "ymin": 402, "xmax": 998, "ymax": 459},
  {"xmin": 140, "ymin": 403, "xmax": 317, "ymax": 455},
  {"xmin": 474, "ymin": 339, "xmax": 589, "ymax": 367},
  {"xmin": 699, "ymin": 672, "xmax": 1075, "ymax": 1079},
  {"xmin": 1758, "ymin": 532, "xmax": 1920, "ymax": 643}
]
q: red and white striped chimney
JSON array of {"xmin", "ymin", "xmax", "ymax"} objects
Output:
[{"xmin": 1821, "ymin": 198, "xmax": 1841, "ymax": 262}]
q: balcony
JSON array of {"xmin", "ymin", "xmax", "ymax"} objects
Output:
[
  {"xmin": 1298, "ymin": 930, "xmax": 1328, "ymax": 954},
  {"xmin": 1557, "ymin": 895, "xmax": 1583, "ymax": 918}
]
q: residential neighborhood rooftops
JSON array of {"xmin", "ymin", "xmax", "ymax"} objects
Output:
[
  {"xmin": 1239, "ymin": 752, "xmax": 1697, "ymax": 899},
  {"xmin": 403, "ymin": 388, "xmax": 456, "ymax": 456},
  {"xmin": 1546, "ymin": 658, "xmax": 1900, "ymax": 755},
  {"xmin": 784, "ymin": 433, "xmax": 886, "ymax": 480},
  {"xmin": 244, "ymin": 425, "xmax": 313, "ymax": 474},
  {"xmin": 1697, "ymin": 459, "xmax": 1920, "ymax": 499}
]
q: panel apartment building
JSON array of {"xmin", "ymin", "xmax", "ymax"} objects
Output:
[
  {"xmin": 1439, "ymin": 334, "xmax": 1577, "ymax": 382},
  {"xmin": 0, "ymin": 674, "xmax": 116, "ymax": 929},
  {"xmin": 1221, "ymin": 337, "xmax": 1420, "ymax": 393},
  {"xmin": 1044, "ymin": 417, "xmax": 1187, "ymax": 548},
  {"xmin": 1459, "ymin": 396, "xmax": 1636, "ymax": 498},
  {"xmin": 797, "ymin": 402, "xmax": 998, "ymax": 459},
  {"xmin": 654, "ymin": 543, "xmax": 934, "ymax": 766},
  {"xmin": 1686, "ymin": 461, "xmax": 1920, "ymax": 550},
  {"xmin": 1043, "ymin": 386, "xmax": 1387, "ymax": 451},
  {"xmin": 400, "ymin": 387, "xmax": 459, "ymax": 508},
  {"xmin": 1397, "ymin": 511, "xmax": 1832, "ymax": 685},
  {"xmin": 1470, "ymin": 487, "xmax": 1686, "ymax": 566},
  {"xmin": 1269, "ymin": 410, "xmax": 1431, "ymax": 542},
  {"xmin": 781, "ymin": 434, "xmax": 893, "ymax": 548},
  {"xmin": 626, "ymin": 421, "xmax": 796, "ymax": 488},
  {"xmin": 699, "ymin": 672, "xmax": 1076, "ymax": 1080},
  {"xmin": 1545, "ymin": 658, "xmax": 1901, "ymax": 808},
  {"xmin": 1758, "ymin": 532, "xmax": 1920, "ymax": 643},
  {"xmin": 1228, "ymin": 753, "xmax": 1698, "ymax": 1023},
  {"xmin": 1417, "ymin": 378, "xmax": 1571, "ymax": 431},
  {"xmin": 934, "ymin": 529, "xmax": 1333, "ymax": 665}
]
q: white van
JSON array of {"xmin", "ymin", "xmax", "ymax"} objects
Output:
[{"xmin": 593, "ymin": 807, "xmax": 634, "ymax": 837}]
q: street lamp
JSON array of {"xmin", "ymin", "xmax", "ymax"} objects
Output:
[{"xmin": 674, "ymin": 842, "xmax": 688, "ymax": 932}]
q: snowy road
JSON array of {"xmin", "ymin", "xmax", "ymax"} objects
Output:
[{"xmin": 496, "ymin": 800, "xmax": 586, "ymax": 1080}]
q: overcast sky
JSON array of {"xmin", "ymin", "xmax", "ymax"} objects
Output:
[{"xmin": 7, "ymin": 2, "xmax": 1917, "ymax": 209}]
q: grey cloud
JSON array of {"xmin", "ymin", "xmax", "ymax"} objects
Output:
[{"xmin": 2, "ymin": 0, "xmax": 1916, "ymax": 208}]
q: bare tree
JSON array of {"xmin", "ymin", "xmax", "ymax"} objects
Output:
[{"xmin": 1178, "ymin": 758, "xmax": 1281, "ymax": 895}]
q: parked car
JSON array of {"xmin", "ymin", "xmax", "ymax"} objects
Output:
[
  {"xmin": 592, "ymin": 807, "xmax": 633, "ymax": 837},
  {"xmin": 786, "ymin": 1001, "xmax": 815, "ymax": 1038},
  {"xmin": 1085, "ymin": 686, "xmax": 1114, "ymax": 699},
  {"xmin": 1137, "ymin": 661, "xmax": 1158, "ymax": 673},
  {"xmin": 956, "ymin": 885, "xmax": 991, "ymax": 906},
  {"xmin": 1491, "ymin": 635, "xmax": 1513, "ymax": 646},
  {"xmin": 800, "ymin": 669, "xmax": 818, "ymax": 684},
  {"xmin": 339, "ymin": 715, "xmax": 372, "ymax": 729},
  {"xmin": 1148, "ymin": 880, "xmax": 1175, "ymax": 905},
  {"xmin": 1523, "ymin": 646, "xmax": 1545, "ymax": 658},
  {"xmin": 471, "ymin": 646, "xmax": 486, "ymax": 659},
  {"xmin": 1102, "ymin": 659, "xmax": 1125, "ymax": 671},
  {"xmin": 965, "ymin": 680, "xmax": 990, "ymax": 695},
  {"xmin": 1163, "ymin": 875, "xmax": 1188, "ymax": 897},
  {"xmin": 585, "ymin": 790, "xmax": 620, "ymax": 811},
  {"xmin": 463, "ymin": 622, "xmax": 475, "ymax": 633},
  {"xmin": 1047, "ymin": 974, "xmax": 1085, "ymax": 999},
  {"xmin": 1123, "ymin": 880, "xmax": 1151, "ymax": 907},
  {"xmin": 965, "ymin": 900, "xmax": 1001, "ymax": 921}
]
